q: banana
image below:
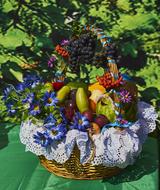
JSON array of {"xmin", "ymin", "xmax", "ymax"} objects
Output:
[
  {"xmin": 57, "ymin": 86, "xmax": 70, "ymax": 102},
  {"xmin": 76, "ymin": 87, "xmax": 89, "ymax": 113}
]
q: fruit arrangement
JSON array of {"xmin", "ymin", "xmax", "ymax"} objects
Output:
[
  {"xmin": 2, "ymin": 24, "xmax": 139, "ymax": 144},
  {"xmin": 2, "ymin": 25, "xmax": 157, "ymax": 179}
]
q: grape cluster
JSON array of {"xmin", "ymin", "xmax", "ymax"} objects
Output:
[
  {"xmin": 67, "ymin": 32, "xmax": 96, "ymax": 72},
  {"xmin": 67, "ymin": 32, "xmax": 118, "ymax": 72}
]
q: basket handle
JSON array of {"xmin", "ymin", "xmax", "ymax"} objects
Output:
[{"xmin": 84, "ymin": 25, "xmax": 119, "ymax": 81}]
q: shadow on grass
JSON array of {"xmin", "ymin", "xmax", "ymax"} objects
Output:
[
  {"xmin": 102, "ymin": 138, "xmax": 158, "ymax": 184},
  {"xmin": 0, "ymin": 123, "xmax": 15, "ymax": 150}
]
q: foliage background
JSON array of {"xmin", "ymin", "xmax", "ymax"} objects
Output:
[{"xmin": 0, "ymin": 0, "xmax": 160, "ymax": 125}]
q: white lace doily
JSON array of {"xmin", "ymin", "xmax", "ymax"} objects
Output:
[{"xmin": 19, "ymin": 101, "xmax": 158, "ymax": 168}]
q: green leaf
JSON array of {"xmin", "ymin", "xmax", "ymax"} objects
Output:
[
  {"xmin": 0, "ymin": 54, "xmax": 9, "ymax": 64},
  {"xmin": 1, "ymin": 61, "xmax": 23, "ymax": 82},
  {"xmin": 117, "ymin": 0, "xmax": 131, "ymax": 11},
  {"xmin": 0, "ymin": 28, "xmax": 32, "ymax": 50},
  {"xmin": 122, "ymin": 42, "xmax": 138, "ymax": 58},
  {"xmin": 9, "ymin": 68, "xmax": 23, "ymax": 82},
  {"xmin": 117, "ymin": 13, "xmax": 157, "ymax": 31},
  {"xmin": 2, "ymin": 0, "xmax": 18, "ymax": 13},
  {"xmin": 34, "ymin": 36, "xmax": 53, "ymax": 49}
]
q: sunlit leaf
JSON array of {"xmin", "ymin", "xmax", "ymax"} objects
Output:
[{"xmin": 0, "ymin": 28, "xmax": 32, "ymax": 50}]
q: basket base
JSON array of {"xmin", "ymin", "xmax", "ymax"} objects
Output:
[{"xmin": 39, "ymin": 155, "xmax": 122, "ymax": 180}]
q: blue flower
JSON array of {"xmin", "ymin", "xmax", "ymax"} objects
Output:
[
  {"xmin": 15, "ymin": 83, "xmax": 26, "ymax": 92},
  {"xmin": 44, "ymin": 114, "xmax": 57, "ymax": 130},
  {"xmin": 2, "ymin": 87, "xmax": 12, "ymax": 100},
  {"xmin": 23, "ymin": 74, "xmax": 41, "ymax": 88},
  {"xmin": 29, "ymin": 103, "xmax": 41, "ymax": 116},
  {"xmin": 33, "ymin": 131, "xmax": 53, "ymax": 147},
  {"xmin": 43, "ymin": 91, "xmax": 58, "ymax": 106},
  {"xmin": 50, "ymin": 123, "xmax": 67, "ymax": 141},
  {"xmin": 59, "ymin": 107, "xmax": 67, "ymax": 124},
  {"xmin": 22, "ymin": 93, "xmax": 35, "ymax": 104},
  {"xmin": 70, "ymin": 112, "xmax": 90, "ymax": 132},
  {"xmin": 6, "ymin": 102, "xmax": 16, "ymax": 115}
]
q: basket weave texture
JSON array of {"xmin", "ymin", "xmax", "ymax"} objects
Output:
[{"xmin": 39, "ymin": 146, "xmax": 122, "ymax": 179}]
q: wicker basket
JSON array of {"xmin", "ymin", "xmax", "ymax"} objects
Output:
[
  {"xmin": 38, "ymin": 25, "xmax": 122, "ymax": 179},
  {"xmin": 39, "ymin": 146, "xmax": 122, "ymax": 179}
]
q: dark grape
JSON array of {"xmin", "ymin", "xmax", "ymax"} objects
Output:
[
  {"xmin": 67, "ymin": 31, "xmax": 118, "ymax": 72},
  {"xmin": 67, "ymin": 32, "xmax": 96, "ymax": 73},
  {"xmin": 64, "ymin": 107, "xmax": 75, "ymax": 121},
  {"xmin": 70, "ymin": 89, "xmax": 77, "ymax": 102},
  {"xmin": 65, "ymin": 99, "xmax": 76, "ymax": 108}
]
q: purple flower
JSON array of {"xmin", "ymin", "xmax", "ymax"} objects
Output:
[
  {"xmin": 33, "ymin": 131, "xmax": 53, "ymax": 147},
  {"xmin": 60, "ymin": 39, "xmax": 69, "ymax": 46},
  {"xmin": 119, "ymin": 89, "xmax": 132, "ymax": 103},
  {"xmin": 29, "ymin": 103, "xmax": 41, "ymax": 116},
  {"xmin": 43, "ymin": 91, "xmax": 58, "ymax": 106},
  {"xmin": 47, "ymin": 56, "xmax": 56, "ymax": 68},
  {"xmin": 70, "ymin": 112, "xmax": 90, "ymax": 132}
]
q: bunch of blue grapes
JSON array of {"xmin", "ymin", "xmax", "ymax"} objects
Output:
[{"xmin": 67, "ymin": 32, "xmax": 96, "ymax": 72}]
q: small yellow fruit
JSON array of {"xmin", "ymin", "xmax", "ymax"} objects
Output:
[
  {"xmin": 44, "ymin": 82, "xmax": 53, "ymax": 91},
  {"xmin": 57, "ymin": 86, "xmax": 70, "ymax": 102}
]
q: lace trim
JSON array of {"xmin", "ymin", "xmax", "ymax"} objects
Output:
[{"xmin": 19, "ymin": 101, "xmax": 158, "ymax": 167}]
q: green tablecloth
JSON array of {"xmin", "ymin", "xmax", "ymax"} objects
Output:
[{"xmin": 0, "ymin": 123, "xmax": 159, "ymax": 190}]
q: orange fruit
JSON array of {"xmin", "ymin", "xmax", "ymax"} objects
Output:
[
  {"xmin": 88, "ymin": 82, "xmax": 106, "ymax": 93},
  {"xmin": 89, "ymin": 99, "xmax": 96, "ymax": 112}
]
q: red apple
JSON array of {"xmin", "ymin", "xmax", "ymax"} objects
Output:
[
  {"xmin": 82, "ymin": 110, "xmax": 94, "ymax": 122},
  {"xmin": 94, "ymin": 114, "xmax": 109, "ymax": 128},
  {"xmin": 52, "ymin": 82, "xmax": 64, "ymax": 91}
]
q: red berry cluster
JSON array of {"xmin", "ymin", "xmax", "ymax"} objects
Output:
[
  {"xmin": 55, "ymin": 45, "xmax": 69, "ymax": 58},
  {"xmin": 96, "ymin": 72, "xmax": 123, "ymax": 89}
]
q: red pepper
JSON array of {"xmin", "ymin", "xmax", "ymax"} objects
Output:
[{"xmin": 52, "ymin": 82, "xmax": 64, "ymax": 91}]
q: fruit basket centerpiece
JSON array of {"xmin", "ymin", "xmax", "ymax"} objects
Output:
[{"xmin": 3, "ymin": 25, "xmax": 158, "ymax": 179}]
